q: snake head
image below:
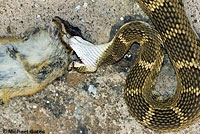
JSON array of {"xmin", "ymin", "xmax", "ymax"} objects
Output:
[
  {"xmin": 51, "ymin": 17, "xmax": 108, "ymax": 73},
  {"xmin": 52, "ymin": 16, "xmax": 83, "ymax": 37},
  {"xmin": 52, "ymin": 16, "xmax": 83, "ymax": 54}
]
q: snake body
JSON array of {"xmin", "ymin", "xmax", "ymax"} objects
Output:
[{"xmin": 69, "ymin": 0, "xmax": 200, "ymax": 131}]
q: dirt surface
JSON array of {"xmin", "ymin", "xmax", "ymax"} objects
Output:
[{"xmin": 0, "ymin": 0, "xmax": 200, "ymax": 134}]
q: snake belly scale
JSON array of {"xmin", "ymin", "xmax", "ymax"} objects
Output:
[{"xmin": 68, "ymin": 0, "xmax": 200, "ymax": 131}]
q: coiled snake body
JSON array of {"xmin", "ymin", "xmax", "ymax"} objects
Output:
[{"xmin": 69, "ymin": 0, "xmax": 200, "ymax": 131}]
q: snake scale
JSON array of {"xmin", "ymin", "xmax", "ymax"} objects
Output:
[{"xmin": 68, "ymin": 0, "xmax": 200, "ymax": 131}]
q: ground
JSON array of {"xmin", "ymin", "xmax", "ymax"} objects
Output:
[{"xmin": 0, "ymin": 0, "xmax": 200, "ymax": 134}]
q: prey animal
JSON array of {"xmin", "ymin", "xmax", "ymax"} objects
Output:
[{"xmin": 0, "ymin": 17, "xmax": 81, "ymax": 103}]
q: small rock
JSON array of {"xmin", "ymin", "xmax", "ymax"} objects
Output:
[
  {"xmin": 81, "ymin": 19, "xmax": 85, "ymax": 23},
  {"xmin": 75, "ymin": 5, "xmax": 81, "ymax": 11},
  {"xmin": 34, "ymin": 3, "xmax": 39, "ymax": 8},
  {"xmin": 124, "ymin": 54, "xmax": 132, "ymax": 59},
  {"xmin": 88, "ymin": 85, "xmax": 97, "ymax": 95},
  {"xmin": 36, "ymin": 14, "xmax": 41, "ymax": 19},
  {"xmin": 83, "ymin": 2, "xmax": 88, "ymax": 8},
  {"xmin": 33, "ymin": 105, "xmax": 37, "ymax": 109}
]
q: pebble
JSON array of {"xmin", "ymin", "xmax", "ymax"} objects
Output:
[
  {"xmin": 75, "ymin": 5, "xmax": 81, "ymax": 11},
  {"xmin": 36, "ymin": 14, "xmax": 41, "ymax": 19},
  {"xmin": 34, "ymin": 3, "xmax": 39, "ymax": 8},
  {"xmin": 120, "ymin": 17, "xmax": 124, "ymax": 21},
  {"xmin": 81, "ymin": 19, "xmax": 85, "ymax": 24},
  {"xmin": 88, "ymin": 85, "xmax": 97, "ymax": 95},
  {"xmin": 83, "ymin": 2, "xmax": 88, "ymax": 8},
  {"xmin": 124, "ymin": 54, "xmax": 132, "ymax": 59},
  {"xmin": 33, "ymin": 105, "xmax": 37, "ymax": 109}
]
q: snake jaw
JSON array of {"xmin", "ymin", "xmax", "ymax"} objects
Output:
[{"xmin": 68, "ymin": 61, "xmax": 97, "ymax": 73}]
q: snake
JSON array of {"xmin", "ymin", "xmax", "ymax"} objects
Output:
[{"xmin": 67, "ymin": 0, "xmax": 200, "ymax": 131}]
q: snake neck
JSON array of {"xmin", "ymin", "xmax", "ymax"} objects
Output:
[
  {"xmin": 69, "ymin": 21, "xmax": 163, "ymax": 73},
  {"xmin": 97, "ymin": 21, "xmax": 164, "ymax": 66}
]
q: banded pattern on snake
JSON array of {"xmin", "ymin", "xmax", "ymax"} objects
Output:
[{"xmin": 68, "ymin": 0, "xmax": 200, "ymax": 131}]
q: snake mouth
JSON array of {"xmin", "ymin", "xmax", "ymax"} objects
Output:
[
  {"xmin": 51, "ymin": 17, "xmax": 109, "ymax": 72},
  {"xmin": 51, "ymin": 17, "xmax": 88, "ymax": 70},
  {"xmin": 50, "ymin": 17, "xmax": 102, "ymax": 72}
]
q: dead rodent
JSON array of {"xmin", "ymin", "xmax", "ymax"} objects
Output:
[{"xmin": 0, "ymin": 17, "xmax": 82, "ymax": 103}]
